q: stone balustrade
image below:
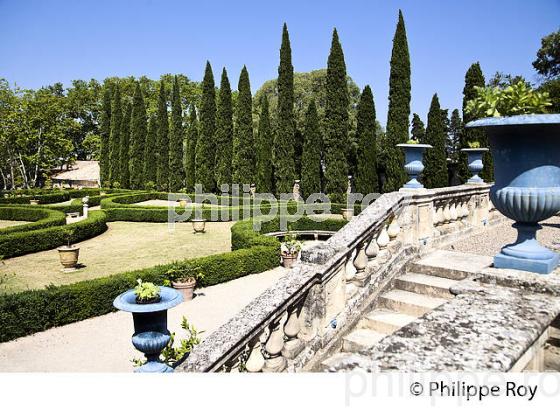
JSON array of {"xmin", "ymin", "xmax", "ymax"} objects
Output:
[{"xmin": 178, "ymin": 184, "xmax": 496, "ymax": 373}]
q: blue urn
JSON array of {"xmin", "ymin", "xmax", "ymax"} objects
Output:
[
  {"xmin": 114, "ymin": 286, "xmax": 183, "ymax": 372},
  {"xmin": 461, "ymin": 148, "xmax": 489, "ymax": 183},
  {"xmin": 466, "ymin": 114, "xmax": 560, "ymax": 274},
  {"xmin": 396, "ymin": 143, "xmax": 432, "ymax": 189}
]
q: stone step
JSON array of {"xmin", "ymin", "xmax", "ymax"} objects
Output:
[
  {"xmin": 395, "ymin": 272, "xmax": 458, "ymax": 299},
  {"xmin": 319, "ymin": 352, "xmax": 364, "ymax": 372},
  {"xmin": 379, "ymin": 289, "xmax": 448, "ymax": 316},
  {"xmin": 342, "ymin": 329, "xmax": 388, "ymax": 353},
  {"xmin": 359, "ymin": 309, "xmax": 418, "ymax": 334},
  {"xmin": 409, "ymin": 250, "xmax": 492, "ymax": 280}
]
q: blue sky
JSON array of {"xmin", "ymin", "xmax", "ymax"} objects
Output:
[{"xmin": 1, "ymin": 0, "xmax": 558, "ymax": 125}]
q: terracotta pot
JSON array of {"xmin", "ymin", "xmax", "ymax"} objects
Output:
[
  {"xmin": 192, "ymin": 219, "xmax": 206, "ymax": 233},
  {"xmin": 281, "ymin": 253, "xmax": 299, "ymax": 269},
  {"xmin": 172, "ymin": 277, "xmax": 196, "ymax": 301},
  {"xmin": 179, "ymin": 199, "xmax": 188, "ymax": 207},
  {"xmin": 57, "ymin": 246, "xmax": 80, "ymax": 271},
  {"xmin": 30, "ymin": 199, "xmax": 40, "ymax": 205},
  {"xmin": 341, "ymin": 208, "xmax": 354, "ymax": 221}
]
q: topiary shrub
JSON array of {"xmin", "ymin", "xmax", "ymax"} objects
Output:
[{"xmin": 0, "ymin": 206, "xmax": 66, "ymax": 235}]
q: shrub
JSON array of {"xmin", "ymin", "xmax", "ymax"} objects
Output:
[
  {"xmin": 0, "ymin": 211, "xmax": 108, "ymax": 258},
  {"xmin": 0, "ymin": 207, "xmax": 66, "ymax": 235}
]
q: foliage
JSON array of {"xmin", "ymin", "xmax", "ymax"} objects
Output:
[
  {"xmin": 168, "ymin": 76, "xmax": 184, "ymax": 192},
  {"xmin": 130, "ymin": 83, "xmax": 147, "ymax": 189},
  {"xmin": 232, "ymin": 66, "xmax": 255, "ymax": 185},
  {"xmin": 411, "ymin": 113, "xmax": 425, "ymax": 142},
  {"xmin": 214, "ymin": 68, "xmax": 233, "ymax": 189},
  {"xmin": 467, "ymin": 141, "xmax": 481, "ymax": 148},
  {"xmin": 119, "ymin": 101, "xmax": 132, "ymax": 188},
  {"xmin": 462, "ymin": 62, "xmax": 493, "ymax": 182},
  {"xmin": 323, "ymin": 28, "xmax": 349, "ymax": 202},
  {"xmin": 300, "ymin": 100, "xmax": 322, "ymax": 196},
  {"xmin": 0, "ymin": 210, "xmax": 108, "ymax": 259},
  {"xmin": 422, "ymin": 94, "xmax": 448, "ymax": 188},
  {"xmin": 185, "ymin": 105, "xmax": 198, "ymax": 191},
  {"xmin": 256, "ymin": 96, "xmax": 274, "ymax": 193},
  {"xmin": 280, "ymin": 234, "xmax": 302, "ymax": 255},
  {"xmin": 143, "ymin": 115, "xmax": 157, "ymax": 187},
  {"xmin": 133, "ymin": 317, "xmax": 201, "ymax": 368},
  {"xmin": 405, "ymin": 139, "xmax": 419, "ymax": 144},
  {"xmin": 383, "ymin": 10, "xmax": 411, "ymax": 192},
  {"xmin": 133, "ymin": 279, "xmax": 161, "ymax": 302},
  {"xmin": 355, "ymin": 86, "xmax": 378, "ymax": 195},
  {"xmin": 0, "ymin": 206, "xmax": 66, "ymax": 235},
  {"xmin": 156, "ymin": 81, "xmax": 169, "ymax": 191},
  {"xmin": 465, "ymin": 82, "xmax": 552, "ymax": 118},
  {"xmin": 532, "ymin": 29, "xmax": 560, "ymax": 79},
  {"xmin": 274, "ymin": 23, "xmax": 296, "ymax": 195},
  {"xmin": 99, "ymin": 86, "xmax": 112, "ymax": 185},
  {"xmin": 108, "ymin": 85, "xmax": 122, "ymax": 185},
  {"xmin": 196, "ymin": 62, "xmax": 216, "ymax": 192}
]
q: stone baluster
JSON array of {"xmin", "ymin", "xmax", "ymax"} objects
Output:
[
  {"xmin": 450, "ymin": 200, "xmax": 458, "ymax": 224},
  {"xmin": 365, "ymin": 233, "xmax": 379, "ymax": 261},
  {"xmin": 387, "ymin": 219, "xmax": 400, "ymax": 241},
  {"xmin": 352, "ymin": 240, "xmax": 369, "ymax": 286},
  {"xmin": 443, "ymin": 201, "xmax": 451, "ymax": 225},
  {"xmin": 262, "ymin": 317, "xmax": 287, "ymax": 372},
  {"xmin": 282, "ymin": 303, "xmax": 304, "ymax": 359},
  {"xmin": 344, "ymin": 250, "xmax": 356, "ymax": 282},
  {"xmin": 435, "ymin": 202, "xmax": 444, "ymax": 227},
  {"xmin": 245, "ymin": 330, "xmax": 267, "ymax": 373},
  {"xmin": 377, "ymin": 224, "xmax": 390, "ymax": 262}
]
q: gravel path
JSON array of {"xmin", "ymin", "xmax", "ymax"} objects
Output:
[
  {"xmin": 0, "ymin": 266, "xmax": 287, "ymax": 372},
  {"xmin": 446, "ymin": 215, "xmax": 560, "ymax": 256}
]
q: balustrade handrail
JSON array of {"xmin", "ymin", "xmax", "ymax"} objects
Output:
[{"xmin": 179, "ymin": 183, "xmax": 492, "ymax": 373}]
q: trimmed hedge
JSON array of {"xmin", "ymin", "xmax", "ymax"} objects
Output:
[
  {"xmin": 0, "ymin": 215, "xmax": 344, "ymax": 342},
  {"xmin": 0, "ymin": 210, "xmax": 108, "ymax": 259},
  {"xmin": 0, "ymin": 206, "xmax": 66, "ymax": 235}
]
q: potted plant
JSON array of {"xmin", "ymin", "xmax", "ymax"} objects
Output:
[
  {"xmin": 461, "ymin": 141, "xmax": 489, "ymax": 183},
  {"xmin": 113, "ymin": 280, "xmax": 183, "ymax": 373},
  {"xmin": 134, "ymin": 279, "xmax": 161, "ymax": 304},
  {"xmin": 465, "ymin": 82, "xmax": 559, "ymax": 274},
  {"xmin": 191, "ymin": 218, "xmax": 207, "ymax": 233},
  {"xmin": 165, "ymin": 265, "xmax": 204, "ymax": 302},
  {"xmin": 396, "ymin": 138, "xmax": 432, "ymax": 189},
  {"xmin": 57, "ymin": 229, "xmax": 80, "ymax": 272},
  {"xmin": 280, "ymin": 234, "xmax": 303, "ymax": 268}
]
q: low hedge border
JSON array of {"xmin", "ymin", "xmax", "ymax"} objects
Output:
[
  {"xmin": 0, "ymin": 210, "xmax": 108, "ymax": 259},
  {"xmin": 0, "ymin": 206, "xmax": 67, "ymax": 235},
  {"xmin": 0, "ymin": 215, "xmax": 343, "ymax": 342}
]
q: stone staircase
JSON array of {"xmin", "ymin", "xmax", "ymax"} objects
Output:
[{"xmin": 320, "ymin": 262, "xmax": 461, "ymax": 369}]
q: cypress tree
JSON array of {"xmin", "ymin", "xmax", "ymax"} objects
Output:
[
  {"xmin": 119, "ymin": 101, "xmax": 131, "ymax": 188},
  {"xmin": 232, "ymin": 66, "xmax": 255, "ymax": 185},
  {"xmin": 156, "ymin": 81, "xmax": 169, "ymax": 191},
  {"xmin": 274, "ymin": 23, "xmax": 296, "ymax": 194},
  {"xmin": 411, "ymin": 113, "xmax": 426, "ymax": 142},
  {"xmin": 355, "ymin": 86, "xmax": 378, "ymax": 195},
  {"xmin": 168, "ymin": 76, "xmax": 184, "ymax": 192},
  {"xmin": 323, "ymin": 28, "xmax": 349, "ymax": 201},
  {"xmin": 423, "ymin": 94, "xmax": 448, "ymax": 188},
  {"xmin": 462, "ymin": 62, "xmax": 493, "ymax": 182},
  {"xmin": 185, "ymin": 105, "xmax": 198, "ymax": 191},
  {"xmin": 256, "ymin": 95, "xmax": 273, "ymax": 193},
  {"xmin": 196, "ymin": 61, "xmax": 216, "ymax": 192},
  {"xmin": 143, "ymin": 114, "xmax": 157, "ymax": 186},
  {"xmin": 384, "ymin": 10, "xmax": 411, "ymax": 192},
  {"xmin": 215, "ymin": 68, "xmax": 233, "ymax": 188},
  {"xmin": 99, "ymin": 85, "xmax": 112, "ymax": 186},
  {"xmin": 300, "ymin": 99, "xmax": 322, "ymax": 196},
  {"xmin": 108, "ymin": 85, "xmax": 122, "ymax": 186},
  {"xmin": 448, "ymin": 108, "xmax": 464, "ymax": 185},
  {"xmin": 129, "ymin": 83, "xmax": 147, "ymax": 189}
]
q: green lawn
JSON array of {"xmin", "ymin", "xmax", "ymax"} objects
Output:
[{"xmin": 0, "ymin": 221, "xmax": 234, "ymax": 294}]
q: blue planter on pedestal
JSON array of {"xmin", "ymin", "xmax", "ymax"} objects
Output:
[
  {"xmin": 466, "ymin": 114, "xmax": 560, "ymax": 274},
  {"xmin": 461, "ymin": 148, "xmax": 489, "ymax": 183},
  {"xmin": 396, "ymin": 143, "xmax": 432, "ymax": 189},
  {"xmin": 114, "ymin": 286, "xmax": 183, "ymax": 372}
]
